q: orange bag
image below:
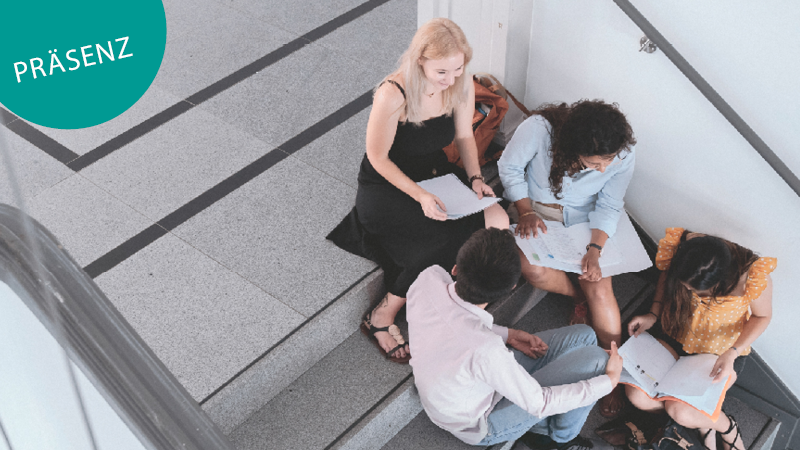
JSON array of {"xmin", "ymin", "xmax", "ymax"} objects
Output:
[{"xmin": 442, "ymin": 75, "xmax": 509, "ymax": 167}]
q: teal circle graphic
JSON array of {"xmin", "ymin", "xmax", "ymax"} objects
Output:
[{"xmin": 0, "ymin": 1, "xmax": 166, "ymax": 129}]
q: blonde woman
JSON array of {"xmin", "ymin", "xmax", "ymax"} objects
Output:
[{"xmin": 328, "ymin": 18, "xmax": 508, "ymax": 363}]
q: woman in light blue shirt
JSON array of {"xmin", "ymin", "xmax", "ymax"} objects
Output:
[{"xmin": 498, "ymin": 100, "xmax": 635, "ymax": 416}]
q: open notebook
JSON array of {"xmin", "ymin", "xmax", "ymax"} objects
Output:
[{"xmin": 618, "ymin": 332, "xmax": 731, "ymax": 421}]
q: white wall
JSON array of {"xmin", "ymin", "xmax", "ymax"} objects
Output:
[
  {"xmin": 417, "ymin": 0, "xmax": 512, "ymax": 82},
  {"xmin": 420, "ymin": 0, "xmax": 800, "ymax": 396},
  {"xmin": 0, "ymin": 282, "xmax": 149, "ymax": 450}
]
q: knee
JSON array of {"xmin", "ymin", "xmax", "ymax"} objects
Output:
[
  {"xmin": 664, "ymin": 401, "xmax": 693, "ymax": 426},
  {"xmin": 521, "ymin": 261, "xmax": 548, "ymax": 283},
  {"xmin": 564, "ymin": 324, "xmax": 598, "ymax": 347},
  {"xmin": 583, "ymin": 282, "xmax": 617, "ymax": 307},
  {"xmin": 626, "ymin": 385, "xmax": 654, "ymax": 410}
]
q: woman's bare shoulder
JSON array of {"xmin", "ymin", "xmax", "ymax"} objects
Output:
[{"xmin": 374, "ymin": 77, "xmax": 406, "ymax": 113}]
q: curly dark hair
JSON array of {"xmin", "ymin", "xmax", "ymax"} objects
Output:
[
  {"xmin": 535, "ymin": 100, "xmax": 636, "ymax": 198},
  {"xmin": 660, "ymin": 230, "xmax": 759, "ymax": 339}
]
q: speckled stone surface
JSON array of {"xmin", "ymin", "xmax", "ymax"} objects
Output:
[
  {"xmin": 292, "ymin": 108, "xmax": 370, "ymax": 190},
  {"xmin": 27, "ymin": 85, "xmax": 184, "ymax": 156},
  {"xmin": 171, "ymin": 156, "xmax": 376, "ymax": 316},
  {"xmin": 152, "ymin": 5, "xmax": 296, "ymax": 99},
  {"xmin": 201, "ymin": 42, "xmax": 385, "ymax": 147},
  {"xmin": 316, "ymin": 0, "xmax": 417, "ymax": 78},
  {"xmin": 221, "ymin": 0, "xmax": 368, "ymax": 38},
  {"xmin": 80, "ymin": 106, "xmax": 274, "ymax": 221},
  {"xmin": 201, "ymin": 270, "xmax": 385, "ymax": 434},
  {"xmin": 27, "ymin": 174, "xmax": 152, "ymax": 266},
  {"xmin": 229, "ymin": 330, "xmax": 412, "ymax": 450},
  {"xmin": 0, "ymin": 128, "xmax": 73, "ymax": 205},
  {"xmin": 95, "ymin": 233, "xmax": 305, "ymax": 400}
]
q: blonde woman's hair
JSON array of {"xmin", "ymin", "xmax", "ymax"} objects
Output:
[{"xmin": 381, "ymin": 18, "xmax": 472, "ymax": 124}]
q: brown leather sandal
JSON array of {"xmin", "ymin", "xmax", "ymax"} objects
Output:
[{"xmin": 360, "ymin": 311, "xmax": 410, "ymax": 364}]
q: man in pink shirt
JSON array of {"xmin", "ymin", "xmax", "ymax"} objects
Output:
[{"xmin": 407, "ymin": 228, "xmax": 622, "ymax": 449}]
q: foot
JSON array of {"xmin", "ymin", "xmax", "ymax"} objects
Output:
[
  {"xmin": 718, "ymin": 414, "xmax": 744, "ymax": 450},
  {"xmin": 701, "ymin": 428, "xmax": 717, "ymax": 450},
  {"xmin": 367, "ymin": 297, "xmax": 409, "ymax": 360},
  {"xmin": 520, "ymin": 433, "xmax": 594, "ymax": 450},
  {"xmin": 569, "ymin": 301, "xmax": 590, "ymax": 326},
  {"xmin": 599, "ymin": 384, "xmax": 625, "ymax": 418}
]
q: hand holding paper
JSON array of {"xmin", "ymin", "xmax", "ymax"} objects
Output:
[{"xmin": 417, "ymin": 174, "xmax": 500, "ymax": 220}]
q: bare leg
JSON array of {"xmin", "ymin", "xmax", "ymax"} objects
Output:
[
  {"xmin": 625, "ymin": 385, "xmax": 665, "ymax": 413},
  {"xmin": 578, "ymin": 277, "xmax": 619, "ymax": 349},
  {"xmin": 664, "ymin": 378, "xmax": 743, "ymax": 450},
  {"xmin": 483, "ymin": 203, "xmax": 509, "ymax": 229},
  {"xmin": 369, "ymin": 293, "xmax": 409, "ymax": 358},
  {"xmin": 580, "ymin": 276, "xmax": 623, "ymax": 416},
  {"xmin": 518, "ymin": 247, "xmax": 581, "ymax": 298}
]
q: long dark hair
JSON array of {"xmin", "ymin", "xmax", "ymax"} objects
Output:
[
  {"xmin": 535, "ymin": 100, "xmax": 636, "ymax": 198},
  {"xmin": 660, "ymin": 231, "xmax": 759, "ymax": 338}
]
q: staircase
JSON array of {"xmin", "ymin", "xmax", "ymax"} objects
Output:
[{"xmin": 1, "ymin": 0, "xmax": 787, "ymax": 448}]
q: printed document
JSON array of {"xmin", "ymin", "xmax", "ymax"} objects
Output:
[{"xmin": 510, "ymin": 213, "xmax": 649, "ymax": 277}]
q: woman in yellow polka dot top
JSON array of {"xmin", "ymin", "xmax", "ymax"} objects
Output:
[{"xmin": 625, "ymin": 228, "xmax": 775, "ymax": 450}]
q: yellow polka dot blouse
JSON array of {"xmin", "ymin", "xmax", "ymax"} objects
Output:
[{"xmin": 655, "ymin": 228, "xmax": 776, "ymax": 356}]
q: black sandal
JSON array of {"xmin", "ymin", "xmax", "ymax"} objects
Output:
[
  {"xmin": 701, "ymin": 429, "xmax": 715, "ymax": 450},
  {"xmin": 718, "ymin": 413, "xmax": 743, "ymax": 450},
  {"xmin": 360, "ymin": 311, "xmax": 410, "ymax": 364}
]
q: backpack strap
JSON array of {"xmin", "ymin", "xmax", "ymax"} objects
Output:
[{"xmin": 626, "ymin": 422, "xmax": 648, "ymax": 446}]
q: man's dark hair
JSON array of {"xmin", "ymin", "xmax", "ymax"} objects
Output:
[{"xmin": 455, "ymin": 228, "xmax": 521, "ymax": 305}]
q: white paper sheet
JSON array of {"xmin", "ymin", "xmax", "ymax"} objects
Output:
[
  {"xmin": 618, "ymin": 332, "xmax": 678, "ymax": 396},
  {"xmin": 417, "ymin": 174, "xmax": 501, "ymax": 220},
  {"xmin": 657, "ymin": 353, "xmax": 719, "ymax": 397},
  {"xmin": 510, "ymin": 213, "xmax": 646, "ymax": 277}
]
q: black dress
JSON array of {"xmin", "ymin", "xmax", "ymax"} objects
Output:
[{"xmin": 327, "ymin": 81, "xmax": 484, "ymax": 297}]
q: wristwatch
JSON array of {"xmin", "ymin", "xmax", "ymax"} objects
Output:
[{"xmin": 586, "ymin": 243, "xmax": 603, "ymax": 256}]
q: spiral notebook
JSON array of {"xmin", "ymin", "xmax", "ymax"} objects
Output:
[{"xmin": 618, "ymin": 332, "xmax": 731, "ymax": 420}]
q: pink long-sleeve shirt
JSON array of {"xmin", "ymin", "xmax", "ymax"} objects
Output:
[{"xmin": 407, "ymin": 266, "xmax": 612, "ymax": 445}]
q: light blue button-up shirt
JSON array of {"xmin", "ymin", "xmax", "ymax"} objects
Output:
[{"xmin": 498, "ymin": 115, "xmax": 635, "ymax": 238}]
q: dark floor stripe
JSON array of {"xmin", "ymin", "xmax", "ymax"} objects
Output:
[
  {"xmin": 199, "ymin": 268, "xmax": 380, "ymax": 405},
  {"xmin": 0, "ymin": 108, "xmax": 80, "ymax": 165},
  {"xmin": 67, "ymin": 101, "xmax": 195, "ymax": 171},
  {"xmin": 158, "ymin": 148, "xmax": 291, "ymax": 231},
  {"xmin": 0, "ymin": 107, "xmax": 17, "ymax": 126},
  {"xmin": 323, "ymin": 373, "xmax": 414, "ymax": 450},
  {"xmin": 83, "ymin": 224, "xmax": 168, "ymax": 278},
  {"xmin": 71, "ymin": 0, "xmax": 390, "ymax": 171},
  {"xmin": 84, "ymin": 90, "xmax": 372, "ymax": 278}
]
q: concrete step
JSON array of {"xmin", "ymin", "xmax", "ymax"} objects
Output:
[
  {"xmin": 226, "ymin": 280, "xmax": 547, "ymax": 450},
  {"xmin": 200, "ymin": 270, "xmax": 385, "ymax": 434}
]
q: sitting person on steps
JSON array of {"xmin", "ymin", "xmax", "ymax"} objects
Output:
[
  {"xmin": 327, "ymin": 18, "xmax": 508, "ymax": 364},
  {"xmin": 498, "ymin": 100, "xmax": 637, "ymax": 417},
  {"xmin": 407, "ymin": 227, "xmax": 622, "ymax": 449},
  {"xmin": 626, "ymin": 228, "xmax": 775, "ymax": 450}
]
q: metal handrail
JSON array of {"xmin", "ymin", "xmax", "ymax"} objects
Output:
[{"xmin": 613, "ymin": 0, "xmax": 800, "ymax": 198}]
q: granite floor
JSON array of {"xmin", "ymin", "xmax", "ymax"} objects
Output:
[{"xmin": 0, "ymin": 0, "xmax": 416, "ymax": 403}]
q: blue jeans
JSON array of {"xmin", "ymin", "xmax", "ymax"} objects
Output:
[{"xmin": 477, "ymin": 325, "xmax": 609, "ymax": 446}]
